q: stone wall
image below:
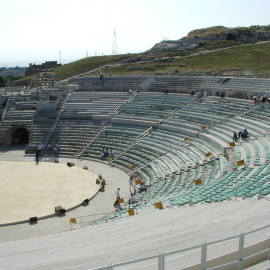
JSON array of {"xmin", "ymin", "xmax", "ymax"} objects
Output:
[{"xmin": 151, "ymin": 30, "xmax": 270, "ymax": 51}]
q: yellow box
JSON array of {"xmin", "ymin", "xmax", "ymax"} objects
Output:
[
  {"xmin": 118, "ymin": 198, "xmax": 125, "ymax": 204},
  {"xmin": 201, "ymin": 125, "xmax": 208, "ymax": 130},
  {"xmin": 236, "ymin": 160, "xmax": 245, "ymax": 166},
  {"xmin": 155, "ymin": 202, "xmax": 163, "ymax": 209},
  {"xmin": 205, "ymin": 152, "xmax": 212, "ymax": 158},
  {"xmin": 135, "ymin": 179, "xmax": 142, "ymax": 185},
  {"xmin": 70, "ymin": 218, "xmax": 77, "ymax": 224},
  {"xmin": 128, "ymin": 209, "xmax": 135, "ymax": 216},
  {"xmin": 129, "ymin": 164, "xmax": 137, "ymax": 170},
  {"xmin": 228, "ymin": 142, "xmax": 236, "ymax": 147},
  {"xmin": 194, "ymin": 178, "xmax": 202, "ymax": 185}
]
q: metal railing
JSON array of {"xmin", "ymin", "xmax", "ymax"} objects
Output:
[
  {"xmin": 114, "ymin": 90, "xmax": 138, "ymax": 112},
  {"xmin": 90, "ymin": 223, "xmax": 270, "ymax": 270},
  {"xmin": 0, "ymin": 86, "xmax": 26, "ymax": 94},
  {"xmin": 1, "ymin": 97, "xmax": 10, "ymax": 121},
  {"xmin": 134, "ymin": 99, "xmax": 266, "ymax": 176},
  {"xmin": 43, "ymin": 89, "xmax": 72, "ymax": 148},
  {"xmin": 70, "ymin": 191, "xmax": 144, "ymax": 229},
  {"xmin": 111, "ymin": 96, "xmax": 199, "ymax": 164},
  {"xmin": 70, "ymin": 212, "xmax": 115, "ymax": 230},
  {"xmin": 111, "ymin": 126, "xmax": 152, "ymax": 163},
  {"xmin": 76, "ymin": 124, "xmax": 110, "ymax": 158},
  {"xmin": 76, "ymin": 91, "xmax": 138, "ymax": 159}
]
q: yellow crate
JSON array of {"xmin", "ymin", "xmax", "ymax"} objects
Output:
[
  {"xmin": 194, "ymin": 178, "xmax": 202, "ymax": 185},
  {"xmin": 135, "ymin": 179, "xmax": 142, "ymax": 185},
  {"xmin": 118, "ymin": 198, "xmax": 125, "ymax": 204},
  {"xmin": 129, "ymin": 164, "xmax": 137, "ymax": 170},
  {"xmin": 155, "ymin": 202, "xmax": 163, "ymax": 209},
  {"xmin": 70, "ymin": 218, "xmax": 77, "ymax": 224},
  {"xmin": 201, "ymin": 125, "xmax": 208, "ymax": 130},
  {"xmin": 236, "ymin": 160, "xmax": 245, "ymax": 166},
  {"xmin": 128, "ymin": 209, "xmax": 135, "ymax": 216}
]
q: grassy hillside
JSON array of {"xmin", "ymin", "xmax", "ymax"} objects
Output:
[
  {"xmin": 94, "ymin": 42, "xmax": 270, "ymax": 77},
  {"xmin": 185, "ymin": 25, "xmax": 270, "ymax": 39},
  {"xmin": 53, "ymin": 54, "xmax": 136, "ymax": 80},
  {"xmin": 186, "ymin": 26, "xmax": 231, "ymax": 38},
  {"xmin": 14, "ymin": 25, "xmax": 270, "ymax": 85}
]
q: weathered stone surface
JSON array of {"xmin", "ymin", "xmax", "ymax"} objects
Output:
[{"xmin": 151, "ymin": 29, "xmax": 270, "ymax": 52}]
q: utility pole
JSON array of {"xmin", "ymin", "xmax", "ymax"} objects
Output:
[
  {"xmin": 112, "ymin": 28, "xmax": 118, "ymax": 55},
  {"xmin": 58, "ymin": 50, "xmax": 62, "ymax": 64}
]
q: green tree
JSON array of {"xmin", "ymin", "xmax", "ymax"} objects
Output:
[{"xmin": 0, "ymin": 76, "xmax": 5, "ymax": 87}]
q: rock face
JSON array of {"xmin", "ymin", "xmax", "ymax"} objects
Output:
[
  {"xmin": 152, "ymin": 39, "xmax": 202, "ymax": 51},
  {"xmin": 151, "ymin": 29, "xmax": 270, "ymax": 52}
]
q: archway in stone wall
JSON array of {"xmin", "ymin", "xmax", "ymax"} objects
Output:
[{"xmin": 12, "ymin": 128, "xmax": 29, "ymax": 145}]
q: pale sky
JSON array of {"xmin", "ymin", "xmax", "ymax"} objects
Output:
[{"xmin": 1, "ymin": 0, "xmax": 269, "ymax": 66}]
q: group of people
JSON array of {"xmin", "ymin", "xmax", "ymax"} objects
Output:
[
  {"xmin": 96, "ymin": 175, "xmax": 106, "ymax": 192},
  {"xmin": 190, "ymin": 90, "xmax": 209, "ymax": 103},
  {"xmin": 190, "ymin": 90, "xmax": 208, "ymax": 99},
  {"xmin": 45, "ymin": 144, "xmax": 60, "ymax": 154},
  {"xmin": 34, "ymin": 144, "xmax": 60, "ymax": 164},
  {"xmin": 128, "ymin": 88, "xmax": 136, "ymax": 95},
  {"xmin": 129, "ymin": 176, "xmax": 148, "ymax": 194},
  {"xmin": 100, "ymin": 147, "xmax": 115, "ymax": 161},
  {"xmin": 233, "ymin": 129, "xmax": 249, "ymax": 142},
  {"xmin": 34, "ymin": 144, "xmax": 60, "ymax": 156},
  {"xmin": 253, "ymin": 94, "xmax": 269, "ymax": 105},
  {"xmin": 113, "ymin": 176, "xmax": 148, "ymax": 211}
]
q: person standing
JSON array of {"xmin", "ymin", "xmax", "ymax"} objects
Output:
[
  {"xmin": 242, "ymin": 128, "xmax": 249, "ymax": 140},
  {"xmin": 115, "ymin": 188, "xmax": 120, "ymax": 199},
  {"xmin": 238, "ymin": 131, "xmax": 243, "ymax": 140},
  {"xmin": 233, "ymin": 131, "xmax": 238, "ymax": 142},
  {"xmin": 114, "ymin": 199, "xmax": 123, "ymax": 211},
  {"xmin": 139, "ymin": 181, "xmax": 147, "ymax": 193},
  {"xmin": 100, "ymin": 178, "xmax": 106, "ymax": 192},
  {"xmin": 35, "ymin": 150, "xmax": 39, "ymax": 165},
  {"xmin": 129, "ymin": 177, "xmax": 135, "ymax": 194}
]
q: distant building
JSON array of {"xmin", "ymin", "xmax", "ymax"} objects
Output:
[
  {"xmin": 25, "ymin": 61, "xmax": 62, "ymax": 76},
  {"xmin": 0, "ymin": 66, "xmax": 26, "ymax": 77}
]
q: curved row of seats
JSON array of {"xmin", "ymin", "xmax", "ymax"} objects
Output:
[
  {"xmin": 27, "ymin": 91, "xmax": 270, "ymax": 219},
  {"xmin": 71, "ymin": 75, "xmax": 270, "ymax": 94},
  {"xmin": 79, "ymin": 93, "xmax": 270, "ymax": 219}
]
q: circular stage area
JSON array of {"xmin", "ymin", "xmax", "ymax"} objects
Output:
[{"xmin": 0, "ymin": 161, "xmax": 99, "ymax": 224}]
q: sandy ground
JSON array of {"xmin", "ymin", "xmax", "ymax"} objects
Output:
[
  {"xmin": 0, "ymin": 161, "xmax": 99, "ymax": 224},
  {"xmin": 0, "ymin": 148, "xmax": 130, "ymax": 241}
]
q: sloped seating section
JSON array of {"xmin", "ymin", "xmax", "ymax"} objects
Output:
[
  {"xmin": 30, "ymin": 119, "xmax": 55, "ymax": 147},
  {"xmin": 49, "ymin": 120, "xmax": 102, "ymax": 156},
  {"xmin": 3, "ymin": 88, "xmax": 270, "ymax": 216},
  {"xmin": 0, "ymin": 88, "xmax": 69, "ymax": 143},
  {"xmin": 2, "ymin": 95, "xmax": 37, "ymax": 122},
  {"xmin": 120, "ymin": 92, "xmax": 193, "ymax": 120},
  {"xmin": 28, "ymin": 91, "xmax": 130, "ymax": 151},
  {"xmin": 83, "ymin": 124, "xmax": 147, "ymax": 160},
  {"xmin": 71, "ymin": 75, "xmax": 270, "ymax": 94},
  {"xmin": 170, "ymin": 164, "xmax": 270, "ymax": 205},
  {"xmin": 79, "ymin": 92, "xmax": 270, "ymax": 218},
  {"xmin": 62, "ymin": 91, "xmax": 130, "ymax": 119}
]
